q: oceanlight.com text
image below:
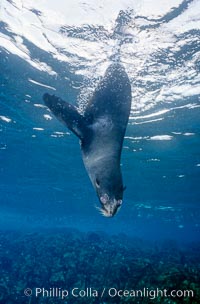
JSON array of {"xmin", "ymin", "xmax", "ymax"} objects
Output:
[{"xmin": 24, "ymin": 287, "xmax": 194, "ymax": 300}]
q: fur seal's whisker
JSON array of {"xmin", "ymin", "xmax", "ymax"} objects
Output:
[{"xmin": 95, "ymin": 206, "xmax": 110, "ymax": 217}]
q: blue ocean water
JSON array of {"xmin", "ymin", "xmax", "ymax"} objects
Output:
[
  {"xmin": 0, "ymin": 1, "xmax": 200, "ymax": 303},
  {"xmin": 1, "ymin": 0, "xmax": 200, "ymax": 242}
]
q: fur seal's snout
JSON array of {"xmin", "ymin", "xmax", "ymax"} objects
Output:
[{"xmin": 98, "ymin": 195, "xmax": 123, "ymax": 217}]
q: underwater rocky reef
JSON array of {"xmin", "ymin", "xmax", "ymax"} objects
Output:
[{"xmin": 0, "ymin": 229, "xmax": 199, "ymax": 303}]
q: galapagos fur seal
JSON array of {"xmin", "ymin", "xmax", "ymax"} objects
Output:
[{"xmin": 43, "ymin": 63, "xmax": 131, "ymax": 217}]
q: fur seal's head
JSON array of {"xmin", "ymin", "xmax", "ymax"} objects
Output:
[
  {"xmin": 94, "ymin": 175, "xmax": 126, "ymax": 217},
  {"xmin": 83, "ymin": 154, "xmax": 126, "ymax": 217}
]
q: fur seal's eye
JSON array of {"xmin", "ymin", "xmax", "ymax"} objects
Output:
[{"xmin": 95, "ymin": 178, "xmax": 100, "ymax": 188}]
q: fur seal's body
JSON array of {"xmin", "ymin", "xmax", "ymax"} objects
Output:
[{"xmin": 43, "ymin": 63, "xmax": 131, "ymax": 217}]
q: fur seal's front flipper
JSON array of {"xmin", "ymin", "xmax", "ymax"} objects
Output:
[{"xmin": 43, "ymin": 93, "xmax": 88, "ymax": 140}]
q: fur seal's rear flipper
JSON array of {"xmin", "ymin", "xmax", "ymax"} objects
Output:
[
  {"xmin": 43, "ymin": 63, "xmax": 131, "ymax": 217},
  {"xmin": 43, "ymin": 93, "xmax": 88, "ymax": 140}
]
